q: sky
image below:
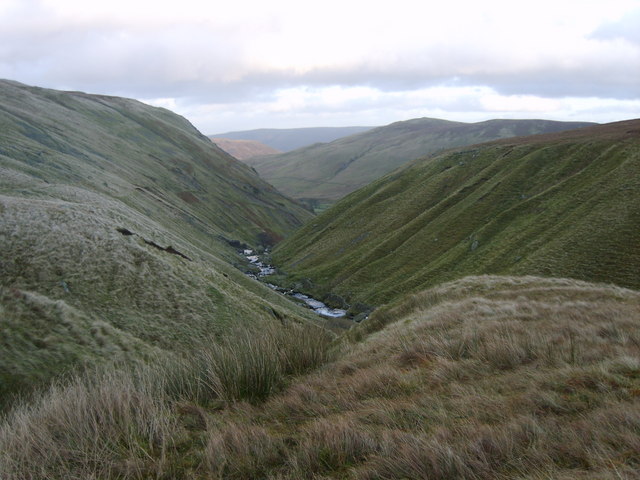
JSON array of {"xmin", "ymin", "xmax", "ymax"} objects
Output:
[{"xmin": 1, "ymin": 0, "xmax": 639, "ymax": 134}]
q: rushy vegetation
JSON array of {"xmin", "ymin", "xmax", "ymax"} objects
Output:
[{"xmin": 2, "ymin": 276, "xmax": 639, "ymax": 479}]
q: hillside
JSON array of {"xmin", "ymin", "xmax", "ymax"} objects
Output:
[
  {"xmin": 273, "ymin": 119, "xmax": 640, "ymax": 307},
  {"xmin": 3, "ymin": 276, "xmax": 639, "ymax": 479},
  {"xmin": 0, "ymin": 80, "xmax": 318, "ymax": 406},
  {"xmin": 209, "ymin": 137, "xmax": 281, "ymax": 159},
  {"xmin": 245, "ymin": 118, "xmax": 595, "ymax": 203},
  {"xmin": 211, "ymin": 126, "xmax": 374, "ymax": 151}
]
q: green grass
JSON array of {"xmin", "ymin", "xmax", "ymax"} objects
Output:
[
  {"xmin": 4, "ymin": 276, "xmax": 637, "ymax": 479},
  {"xmin": 3, "ymin": 80, "xmax": 639, "ymax": 479},
  {"xmin": 0, "ymin": 321, "xmax": 338, "ymax": 479},
  {"xmin": 245, "ymin": 118, "xmax": 594, "ymax": 202},
  {"xmin": 0, "ymin": 80, "xmax": 319, "ymax": 407},
  {"xmin": 191, "ymin": 323, "xmax": 337, "ymax": 404},
  {"xmin": 273, "ymin": 120, "xmax": 640, "ymax": 307}
]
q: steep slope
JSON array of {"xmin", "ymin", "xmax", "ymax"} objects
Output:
[
  {"xmin": 210, "ymin": 137, "xmax": 281, "ymax": 159},
  {"xmin": 246, "ymin": 118, "xmax": 595, "ymax": 203},
  {"xmin": 0, "ymin": 80, "xmax": 317, "ymax": 405},
  {"xmin": 274, "ymin": 119, "xmax": 640, "ymax": 306},
  {"xmin": 211, "ymin": 126, "xmax": 374, "ymax": 151}
]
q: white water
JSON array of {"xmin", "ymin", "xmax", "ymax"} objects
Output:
[{"xmin": 244, "ymin": 250, "xmax": 347, "ymax": 318}]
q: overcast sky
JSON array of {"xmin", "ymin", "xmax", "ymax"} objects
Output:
[{"xmin": 1, "ymin": 0, "xmax": 639, "ymax": 133}]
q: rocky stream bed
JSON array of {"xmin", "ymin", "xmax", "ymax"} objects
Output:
[{"xmin": 243, "ymin": 249, "xmax": 349, "ymax": 319}]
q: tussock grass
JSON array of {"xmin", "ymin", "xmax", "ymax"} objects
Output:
[
  {"xmin": 197, "ymin": 276, "xmax": 640, "ymax": 479},
  {"xmin": 0, "ymin": 365, "xmax": 177, "ymax": 480},
  {"xmin": 0, "ymin": 321, "xmax": 336, "ymax": 479},
  {"xmin": 206, "ymin": 422, "xmax": 284, "ymax": 479},
  {"xmin": 290, "ymin": 418, "xmax": 380, "ymax": 475},
  {"xmin": 201, "ymin": 329, "xmax": 283, "ymax": 403},
  {"xmin": 182, "ymin": 322, "xmax": 337, "ymax": 404},
  {"xmin": 3, "ymin": 276, "xmax": 639, "ymax": 479}
]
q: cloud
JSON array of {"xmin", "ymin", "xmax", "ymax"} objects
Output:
[
  {"xmin": 158, "ymin": 84, "xmax": 640, "ymax": 133},
  {"xmin": 1, "ymin": 0, "xmax": 638, "ymax": 131},
  {"xmin": 592, "ymin": 7, "xmax": 640, "ymax": 45}
]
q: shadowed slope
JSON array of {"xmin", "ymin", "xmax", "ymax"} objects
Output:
[{"xmin": 274, "ymin": 119, "xmax": 640, "ymax": 306}]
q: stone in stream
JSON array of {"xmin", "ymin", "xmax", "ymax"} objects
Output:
[{"xmin": 244, "ymin": 251, "xmax": 347, "ymax": 318}]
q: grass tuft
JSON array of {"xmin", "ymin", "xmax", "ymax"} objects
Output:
[{"xmin": 0, "ymin": 365, "xmax": 177, "ymax": 480}]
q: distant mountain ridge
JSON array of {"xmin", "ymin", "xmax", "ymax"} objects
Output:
[
  {"xmin": 211, "ymin": 126, "xmax": 375, "ymax": 151},
  {"xmin": 209, "ymin": 137, "xmax": 281, "ymax": 159},
  {"xmin": 246, "ymin": 118, "xmax": 596, "ymax": 203},
  {"xmin": 273, "ymin": 119, "xmax": 640, "ymax": 306}
]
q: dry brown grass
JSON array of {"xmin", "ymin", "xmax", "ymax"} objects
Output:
[
  {"xmin": 3, "ymin": 276, "xmax": 639, "ymax": 479},
  {"xmin": 289, "ymin": 418, "xmax": 380, "ymax": 475},
  {"xmin": 198, "ymin": 276, "xmax": 640, "ymax": 479},
  {"xmin": 0, "ymin": 320, "xmax": 337, "ymax": 479},
  {"xmin": 0, "ymin": 366, "xmax": 178, "ymax": 480},
  {"xmin": 206, "ymin": 422, "xmax": 285, "ymax": 479}
]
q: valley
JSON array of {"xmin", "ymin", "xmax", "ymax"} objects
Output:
[
  {"xmin": 1, "ymin": 80, "xmax": 639, "ymax": 479},
  {"xmin": 274, "ymin": 120, "xmax": 640, "ymax": 306},
  {"xmin": 0, "ymin": 80, "xmax": 320, "ymax": 409},
  {"xmin": 243, "ymin": 118, "xmax": 595, "ymax": 207}
]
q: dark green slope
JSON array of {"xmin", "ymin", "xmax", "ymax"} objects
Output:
[
  {"xmin": 0, "ymin": 80, "xmax": 317, "ymax": 405},
  {"xmin": 0, "ymin": 80, "xmax": 311, "ymax": 249},
  {"xmin": 246, "ymin": 117, "xmax": 595, "ymax": 203},
  {"xmin": 273, "ymin": 119, "xmax": 640, "ymax": 306}
]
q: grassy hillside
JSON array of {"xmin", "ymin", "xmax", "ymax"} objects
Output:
[
  {"xmin": 0, "ymin": 80, "xmax": 318, "ymax": 407},
  {"xmin": 246, "ymin": 118, "xmax": 595, "ymax": 203},
  {"xmin": 209, "ymin": 137, "xmax": 281, "ymax": 160},
  {"xmin": 211, "ymin": 126, "xmax": 374, "ymax": 152},
  {"xmin": 273, "ymin": 119, "xmax": 640, "ymax": 306},
  {"xmin": 3, "ymin": 276, "xmax": 639, "ymax": 479}
]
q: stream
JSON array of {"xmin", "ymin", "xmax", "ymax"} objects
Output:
[{"xmin": 243, "ymin": 249, "xmax": 348, "ymax": 318}]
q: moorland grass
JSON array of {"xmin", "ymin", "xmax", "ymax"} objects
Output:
[
  {"xmin": 0, "ymin": 321, "xmax": 336, "ymax": 479},
  {"xmin": 0, "ymin": 365, "xmax": 177, "ymax": 480},
  {"xmin": 2, "ymin": 276, "xmax": 639, "ymax": 479},
  {"xmin": 0, "ymin": 80, "xmax": 318, "ymax": 406},
  {"xmin": 246, "ymin": 118, "xmax": 593, "ymax": 202},
  {"xmin": 200, "ymin": 276, "xmax": 640, "ymax": 479},
  {"xmin": 274, "ymin": 120, "xmax": 640, "ymax": 306}
]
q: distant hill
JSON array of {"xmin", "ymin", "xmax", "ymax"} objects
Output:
[
  {"xmin": 210, "ymin": 137, "xmax": 281, "ymax": 159},
  {"xmin": 246, "ymin": 118, "xmax": 596, "ymax": 203},
  {"xmin": 210, "ymin": 126, "xmax": 375, "ymax": 152},
  {"xmin": 0, "ymin": 80, "xmax": 317, "ymax": 406},
  {"xmin": 273, "ymin": 119, "xmax": 640, "ymax": 306}
]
